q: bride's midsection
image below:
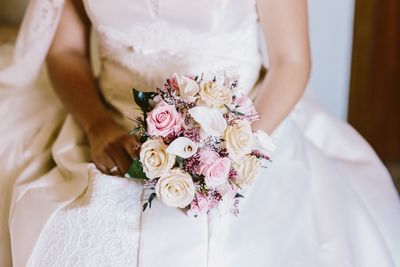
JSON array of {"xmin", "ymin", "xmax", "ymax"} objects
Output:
[
  {"xmin": 99, "ymin": 54, "xmax": 262, "ymax": 90},
  {"xmin": 97, "ymin": 57, "xmax": 262, "ymax": 128}
]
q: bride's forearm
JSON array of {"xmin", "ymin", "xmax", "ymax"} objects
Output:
[
  {"xmin": 254, "ymin": 0, "xmax": 311, "ymax": 134},
  {"xmin": 47, "ymin": 51, "xmax": 114, "ymax": 134},
  {"xmin": 252, "ymin": 60, "xmax": 311, "ymax": 134},
  {"xmin": 45, "ymin": 0, "xmax": 115, "ymax": 136},
  {"xmin": 44, "ymin": 0, "xmax": 141, "ymax": 175}
]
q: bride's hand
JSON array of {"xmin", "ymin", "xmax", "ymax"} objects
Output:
[{"xmin": 86, "ymin": 118, "xmax": 141, "ymax": 177}]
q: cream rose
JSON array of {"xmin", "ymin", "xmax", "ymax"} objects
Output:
[
  {"xmin": 224, "ymin": 120, "xmax": 253, "ymax": 160},
  {"xmin": 199, "ymin": 80, "xmax": 233, "ymax": 108},
  {"xmin": 139, "ymin": 138, "xmax": 176, "ymax": 179},
  {"xmin": 233, "ymin": 155, "xmax": 261, "ymax": 187},
  {"xmin": 155, "ymin": 168, "xmax": 196, "ymax": 208},
  {"xmin": 175, "ymin": 74, "xmax": 200, "ymax": 102}
]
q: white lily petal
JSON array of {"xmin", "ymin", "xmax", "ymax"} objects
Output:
[
  {"xmin": 189, "ymin": 106, "xmax": 227, "ymax": 137},
  {"xmin": 252, "ymin": 129, "xmax": 277, "ymax": 154},
  {"xmin": 166, "ymin": 137, "xmax": 198, "ymax": 158}
]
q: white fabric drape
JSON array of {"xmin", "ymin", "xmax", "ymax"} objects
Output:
[{"xmin": 0, "ymin": 0, "xmax": 66, "ymax": 265}]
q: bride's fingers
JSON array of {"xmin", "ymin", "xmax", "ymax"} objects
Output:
[
  {"xmin": 123, "ymin": 136, "xmax": 141, "ymax": 159},
  {"xmin": 106, "ymin": 144, "xmax": 131, "ymax": 176},
  {"xmin": 93, "ymin": 153, "xmax": 116, "ymax": 175}
]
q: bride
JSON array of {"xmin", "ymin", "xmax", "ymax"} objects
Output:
[{"xmin": 1, "ymin": 0, "xmax": 399, "ymax": 266}]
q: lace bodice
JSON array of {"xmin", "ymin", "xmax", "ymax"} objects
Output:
[{"xmin": 82, "ymin": 0, "xmax": 263, "ymax": 125}]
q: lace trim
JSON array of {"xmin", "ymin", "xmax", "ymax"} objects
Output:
[
  {"xmin": 15, "ymin": 0, "xmax": 64, "ymax": 58},
  {"xmin": 0, "ymin": 0, "xmax": 65, "ymax": 87},
  {"xmin": 27, "ymin": 170, "xmax": 144, "ymax": 267},
  {"xmin": 96, "ymin": 20, "xmax": 261, "ymax": 65},
  {"xmin": 94, "ymin": 21, "xmax": 260, "ymax": 93},
  {"xmin": 147, "ymin": 0, "xmax": 159, "ymax": 19}
]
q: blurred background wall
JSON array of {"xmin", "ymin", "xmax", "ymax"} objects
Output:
[
  {"xmin": 0, "ymin": 0, "xmax": 28, "ymax": 25},
  {"xmin": 349, "ymin": 0, "xmax": 399, "ymax": 182},
  {"xmin": 307, "ymin": 0, "xmax": 355, "ymax": 120}
]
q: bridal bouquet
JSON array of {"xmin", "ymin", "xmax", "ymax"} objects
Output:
[{"xmin": 127, "ymin": 71, "xmax": 276, "ymax": 216}]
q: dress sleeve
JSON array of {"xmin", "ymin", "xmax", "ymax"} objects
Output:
[{"xmin": 0, "ymin": 0, "xmax": 65, "ymax": 88}]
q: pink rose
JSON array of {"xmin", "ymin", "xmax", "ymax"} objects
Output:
[
  {"xmin": 233, "ymin": 95, "xmax": 256, "ymax": 116},
  {"xmin": 168, "ymin": 76, "xmax": 180, "ymax": 91},
  {"xmin": 187, "ymin": 192, "xmax": 210, "ymax": 217},
  {"xmin": 198, "ymin": 150, "xmax": 231, "ymax": 188},
  {"xmin": 146, "ymin": 101, "xmax": 184, "ymax": 137}
]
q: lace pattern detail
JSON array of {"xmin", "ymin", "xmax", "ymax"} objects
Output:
[
  {"xmin": 15, "ymin": 0, "xmax": 64, "ymax": 58},
  {"xmin": 94, "ymin": 20, "xmax": 261, "ymax": 102},
  {"xmin": 0, "ymin": 0, "xmax": 65, "ymax": 87},
  {"xmin": 147, "ymin": 0, "xmax": 159, "ymax": 19},
  {"xmin": 97, "ymin": 20, "xmax": 260, "ymax": 64},
  {"xmin": 28, "ymin": 169, "xmax": 144, "ymax": 267}
]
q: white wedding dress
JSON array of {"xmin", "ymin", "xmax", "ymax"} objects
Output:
[{"xmin": 1, "ymin": 0, "xmax": 400, "ymax": 266}]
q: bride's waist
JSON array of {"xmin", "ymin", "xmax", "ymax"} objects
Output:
[
  {"xmin": 98, "ymin": 57, "xmax": 261, "ymax": 100},
  {"xmin": 97, "ymin": 57, "xmax": 262, "ymax": 129}
]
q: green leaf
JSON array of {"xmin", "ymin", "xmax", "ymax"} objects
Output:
[
  {"xmin": 139, "ymin": 133, "xmax": 149, "ymax": 143},
  {"xmin": 130, "ymin": 126, "xmax": 141, "ymax": 135},
  {"xmin": 127, "ymin": 158, "xmax": 148, "ymax": 179},
  {"xmin": 224, "ymin": 104, "xmax": 232, "ymax": 112},
  {"xmin": 233, "ymin": 111, "xmax": 245, "ymax": 116},
  {"xmin": 148, "ymin": 192, "xmax": 157, "ymax": 209},
  {"xmin": 132, "ymin": 88, "xmax": 155, "ymax": 114},
  {"xmin": 235, "ymin": 193, "xmax": 245, "ymax": 198},
  {"xmin": 142, "ymin": 202, "xmax": 148, "ymax": 211},
  {"xmin": 176, "ymin": 156, "xmax": 184, "ymax": 169},
  {"xmin": 224, "ymin": 104, "xmax": 245, "ymax": 116}
]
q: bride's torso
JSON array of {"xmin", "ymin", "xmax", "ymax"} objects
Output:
[
  {"xmin": 82, "ymin": 0, "xmax": 263, "ymax": 125},
  {"xmin": 21, "ymin": 3, "xmax": 265, "ymax": 265}
]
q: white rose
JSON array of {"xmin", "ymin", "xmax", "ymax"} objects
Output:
[
  {"xmin": 188, "ymin": 106, "xmax": 227, "ymax": 137},
  {"xmin": 233, "ymin": 155, "xmax": 261, "ymax": 187},
  {"xmin": 139, "ymin": 138, "xmax": 176, "ymax": 179},
  {"xmin": 216, "ymin": 184, "xmax": 237, "ymax": 216},
  {"xmin": 166, "ymin": 137, "xmax": 198, "ymax": 158},
  {"xmin": 155, "ymin": 168, "xmax": 196, "ymax": 208},
  {"xmin": 252, "ymin": 129, "xmax": 276, "ymax": 155},
  {"xmin": 224, "ymin": 120, "xmax": 253, "ymax": 160},
  {"xmin": 199, "ymin": 80, "xmax": 233, "ymax": 108},
  {"xmin": 175, "ymin": 74, "xmax": 199, "ymax": 102}
]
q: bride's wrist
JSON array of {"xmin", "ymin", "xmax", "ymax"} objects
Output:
[
  {"xmin": 84, "ymin": 115, "xmax": 116, "ymax": 137},
  {"xmin": 252, "ymin": 119, "xmax": 274, "ymax": 135}
]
